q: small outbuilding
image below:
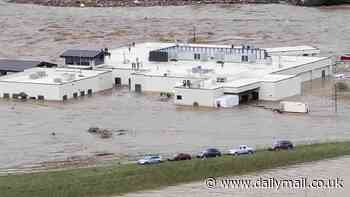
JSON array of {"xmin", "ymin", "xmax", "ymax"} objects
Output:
[
  {"xmin": 60, "ymin": 49, "xmax": 108, "ymax": 67},
  {"xmin": 0, "ymin": 67, "xmax": 113, "ymax": 101}
]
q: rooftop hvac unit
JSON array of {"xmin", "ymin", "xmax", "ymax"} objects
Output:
[
  {"xmin": 36, "ymin": 71, "xmax": 47, "ymax": 77},
  {"xmin": 149, "ymin": 50, "xmax": 168, "ymax": 62},
  {"xmin": 29, "ymin": 73, "xmax": 39, "ymax": 79},
  {"xmin": 53, "ymin": 78, "xmax": 63, "ymax": 83},
  {"xmin": 62, "ymin": 73, "xmax": 76, "ymax": 81},
  {"xmin": 68, "ymin": 74, "xmax": 76, "ymax": 81},
  {"xmin": 216, "ymin": 77, "xmax": 227, "ymax": 83}
]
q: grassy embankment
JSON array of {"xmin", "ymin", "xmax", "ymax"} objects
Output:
[{"xmin": 1, "ymin": 141, "xmax": 350, "ymax": 197}]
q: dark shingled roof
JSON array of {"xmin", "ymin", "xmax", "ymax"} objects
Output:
[
  {"xmin": 0, "ymin": 59, "xmax": 43, "ymax": 72},
  {"xmin": 60, "ymin": 50, "xmax": 103, "ymax": 58}
]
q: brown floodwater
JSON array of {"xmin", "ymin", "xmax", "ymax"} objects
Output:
[{"xmin": 1, "ymin": 1, "xmax": 350, "ymax": 168}]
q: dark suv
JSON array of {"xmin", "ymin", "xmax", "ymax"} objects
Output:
[
  {"xmin": 197, "ymin": 148, "xmax": 221, "ymax": 158},
  {"xmin": 269, "ymin": 140, "xmax": 294, "ymax": 151}
]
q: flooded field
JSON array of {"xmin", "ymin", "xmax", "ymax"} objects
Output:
[
  {"xmin": 0, "ymin": 78, "xmax": 349, "ymax": 169},
  {"xmin": 123, "ymin": 156, "xmax": 350, "ymax": 197},
  {"xmin": 1, "ymin": 1, "xmax": 350, "ymax": 168}
]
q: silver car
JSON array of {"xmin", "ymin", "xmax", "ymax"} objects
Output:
[
  {"xmin": 228, "ymin": 145, "xmax": 255, "ymax": 155},
  {"xmin": 137, "ymin": 155, "xmax": 162, "ymax": 165}
]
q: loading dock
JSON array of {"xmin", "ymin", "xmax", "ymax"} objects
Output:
[
  {"xmin": 115, "ymin": 77, "xmax": 122, "ymax": 86},
  {"xmin": 135, "ymin": 84, "xmax": 142, "ymax": 92},
  {"xmin": 224, "ymin": 88, "xmax": 259, "ymax": 104}
]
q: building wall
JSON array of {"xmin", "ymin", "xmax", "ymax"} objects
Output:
[
  {"xmin": 59, "ymin": 71, "xmax": 113, "ymax": 99},
  {"xmin": 0, "ymin": 71, "xmax": 113, "ymax": 101},
  {"xmin": 297, "ymin": 65, "xmax": 331, "ymax": 82},
  {"xmin": 169, "ymin": 50, "xmax": 266, "ymax": 63},
  {"xmin": 174, "ymin": 87, "xmax": 222, "ymax": 107},
  {"xmin": 0, "ymin": 82, "xmax": 60, "ymax": 100},
  {"xmin": 267, "ymin": 49, "xmax": 320, "ymax": 56},
  {"xmin": 65, "ymin": 56, "xmax": 104, "ymax": 66},
  {"xmin": 259, "ymin": 76, "xmax": 301, "ymax": 101},
  {"xmin": 273, "ymin": 57, "xmax": 333, "ymax": 82},
  {"xmin": 131, "ymin": 74, "xmax": 200, "ymax": 93},
  {"xmin": 222, "ymin": 82, "xmax": 261, "ymax": 94},
  {"xmin": 111, "ymin": 69, "xmax": 134, "ymax": 85}
]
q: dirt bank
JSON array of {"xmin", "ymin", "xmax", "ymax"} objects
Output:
[{"xmin": 10, "ymin": 0, "xmax": 280, "ymax": 8}]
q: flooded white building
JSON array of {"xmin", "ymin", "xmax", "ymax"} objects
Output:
[
  {"xmin": 0, "ymin": 68, "xmax": 113, "ymax": 101},
  {"xmin": 102, "ymin": 42, "xmax": 333, "ymax": 107},
  {"xmin": 0, "ymin": 43, "xmax": 332, "ymax": 105}
]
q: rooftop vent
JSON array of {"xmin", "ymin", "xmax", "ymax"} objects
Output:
[
  {"xmin": 36, "ymin": 71, "xmax": 47, "ymax": 77},
  {"xmin": 53, "ymin": 78, "xmax": 63, "ymax": 83},
  {"xmin": 62, "ymin": 73, "xmax": 76, "ymax": 81},
  {"xmin": 29, "ymin": 73, "xmax": 39, "ymax": 79},
  {"xmin": 29, "ymin": 71, "xmax": 47, "ymax": 80},
  {"xmin": 216, "ymin": 77, "xmax": 227, "ymax": 83}
]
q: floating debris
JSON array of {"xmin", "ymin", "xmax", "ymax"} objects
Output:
[
  {"xmin": 100, "ymin": 129, "xmax": 113, "ymax": 139},
  {"xmin": 88, "ymin": 127, "xmax": 129, "ymax": 138},
  {"xmin": 88, "ymin": 127, "xmax": 113, "ymax": 139},
  {"xmin": 87, "ymin": 127, "xmax": 100, "ymax": 134}
]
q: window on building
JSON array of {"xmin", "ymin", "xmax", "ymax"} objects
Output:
[
  {"xmin": 241, "ymin": 55, "xmax": 248, "ymax": 62},
  {"xmin": 80, "ymin": 61, "xmax": 90, "ymax": 66},
  {"xmin": 3, "ymin": 93, "xmax": 10, "ymax": 99},
  {"xmin": 38, "ymin": 95, "xmax": 45, "ymax": 100},
  {"xmin": 65, "ymin": 57, "xmax": 74, "ymax": 65},
  {"xmin": 176, "ymin": 95, "xmax": 182, "ymax": 100},
  {"xmin": 194, "ymin": 53, "xmax": 201, "ymax": 60}
]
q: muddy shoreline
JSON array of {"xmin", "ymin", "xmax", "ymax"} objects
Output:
[
  {"xmin": 7, "ymin": 0, "xmax": 350, "ymax": 8},
  {"xmin": 9, "ymin": 0, "xmax": 281, "ymax": 8}
]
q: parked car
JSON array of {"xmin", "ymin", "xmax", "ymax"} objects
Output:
[
  {"xmin": 168, "ymin": 153, "xmax": 192, "ymax": 161},
  {"xmin": 137, "ymin": 155, "xmax": 162, "ymax": 165},
  {"xmin": 197, "ymin": 148, "xmax": 221, "ymax": 158},
  {"xmin": 269, "ymin": 140, "xmax": 294, "ymax": 151},
  {"xmin": 228, "ymin": 145, "xmax": 255, "ymax": 155}
]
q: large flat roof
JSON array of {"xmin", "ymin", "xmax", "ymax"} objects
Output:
[
  {"xmin": 0, "ymin": 68, "xmax": 110, "ymax": 85},
  {"xmin": 102, "ymin": 42, "xmax": 330, "ymax": 91},
  {"xmin": 104, "ymin": 42, "xmax": 326, "ymax": 69}
]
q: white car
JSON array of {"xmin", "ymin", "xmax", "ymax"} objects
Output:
[
  {"xmin": 228, "ymin": 145, "xmax": 255, "ymax": 156},
  {"xmin": 137, "ymin": 155, "xmax": 162, "ymax": 165}
]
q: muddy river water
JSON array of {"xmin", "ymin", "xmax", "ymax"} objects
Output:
[{"xmin": 1, "ymin": 1, "xmax": 350, "ymax": 168}]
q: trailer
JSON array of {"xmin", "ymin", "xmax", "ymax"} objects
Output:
[{"xmin": 279, "ymin": 101, "xmax": 309, "ymax": 113}]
